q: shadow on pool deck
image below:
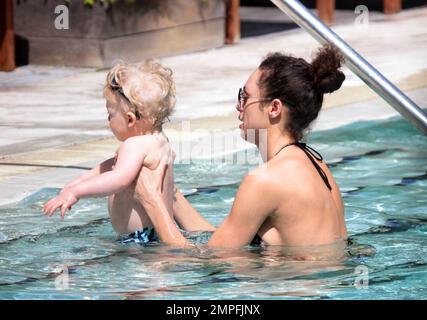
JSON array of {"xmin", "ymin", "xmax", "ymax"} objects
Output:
[{"xmin": 241, "ymin": 21, "xmax": 298, "ymax": 38}]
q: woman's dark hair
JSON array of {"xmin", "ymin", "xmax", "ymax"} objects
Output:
[{"xmin": 258, "ymin": 44, "xmax": 345, "ymax": 141}]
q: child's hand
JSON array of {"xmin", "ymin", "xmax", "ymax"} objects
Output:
[{"xmin": 43, "ymin": 188, "xmax": 78, "ymax": 219}]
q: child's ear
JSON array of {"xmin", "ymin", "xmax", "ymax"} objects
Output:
[{"xmin": 127, "ymin": 112, "xmax": 137, "ymax": 127}]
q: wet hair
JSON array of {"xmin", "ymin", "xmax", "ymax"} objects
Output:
[
  {"xmin": 105, "ymin": 60, "xmax": 176, "ymax": 128},
  {"xmin": 258, "ymin": 44, "xmax": 345, "ymax": 141}
]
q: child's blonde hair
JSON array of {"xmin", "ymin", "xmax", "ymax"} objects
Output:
[{"xmin": 105, "ymin": 60, "xmax": 176, "ymax": 128}]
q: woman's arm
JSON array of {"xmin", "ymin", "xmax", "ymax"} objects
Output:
[
  {"xmin": 134, "ymin": 157, "xmax": 190, "ymax": 246},
  {"xmin": 144, "ymin": 192, "xmax": 190, "ymax": 246},
  {"xmin": 135, "ymin": 158, "xmax": 275, "ymax": 247},
  {"xmin": 207, "ymin": 174, "xmax": 274, "ymax": 247},
  {"xmin": 173, "ymin": 187, "xmax": 216, "ymax": 232}
]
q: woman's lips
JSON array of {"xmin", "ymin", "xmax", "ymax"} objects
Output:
[{"xmin": 239, "ymin": 123, "xmax": 244, "ymax": 129}]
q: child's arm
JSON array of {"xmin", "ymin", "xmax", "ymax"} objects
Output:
[
  {"xmin": 44, "ymin": 137, "xmax": 149, "ymax": 218},
  {"xmin": 43, "ymin": 157, "xmax": 115, "ymax": 219},
  {"xmin": 72, "ymin": 138, "xmax": 148, "ymax": 197},
  {"xmin": 65, "ymin": 157, "xmax": 115, "ymax": 189}
]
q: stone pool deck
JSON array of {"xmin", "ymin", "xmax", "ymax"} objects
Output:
[{"xmin": 0, "ymin": 6, "xmax": 426, "ymax": 205}]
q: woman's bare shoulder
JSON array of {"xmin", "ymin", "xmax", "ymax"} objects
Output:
[{"xmin": 245, "ymin": 157, "xmax": 301, "ymax": 192}]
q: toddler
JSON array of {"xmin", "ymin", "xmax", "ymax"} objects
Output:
[{"xmin": 43, "ymin": 61, "xmax": 176, "ymax": 245}]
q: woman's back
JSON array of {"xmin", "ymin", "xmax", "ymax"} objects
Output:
[{"xmin": 257, "ymin": 144, "xmax": 346, "ymax": 246}]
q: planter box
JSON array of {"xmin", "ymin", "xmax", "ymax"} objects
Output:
[{"xmin": 14, "ymin": 0, "xmax": 225, "ymax": 67}]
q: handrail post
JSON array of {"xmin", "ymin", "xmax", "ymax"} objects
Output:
[{"xmin": 270, "ymin": 0, "xmax": 427, "ymax": 136}]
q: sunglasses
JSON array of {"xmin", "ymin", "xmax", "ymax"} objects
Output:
[
  {"xmin": 236, "ymin": 87, "xmax": 271, "ymax": 113},
  {"xmin": 110, "ymin": 78, "xmax": 141, "ymax": 120}
]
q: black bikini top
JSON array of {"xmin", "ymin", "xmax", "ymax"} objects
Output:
[
  {"xmin": 274, "ymin": 142, "xmax": 332, "ymax": 191},
  {"xmin": 251, "ymin": 142, "xmax": 332, "ymax": 246}
]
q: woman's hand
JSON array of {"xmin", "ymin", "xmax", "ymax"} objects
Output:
[
  {"xmin": 43, "ymin": 187, "xmax": 78, "ymax": 219},
  {"xmin": 133, "ymin": 155, "xmax": 170, "ymax": 208},
  {"xmin": 133, "ymin": 155, "xmax": 189, "ymax": 246}
]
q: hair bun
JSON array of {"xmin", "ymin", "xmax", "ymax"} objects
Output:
[{"xmin": 311, "ymin": 44, "xmax": 345, "ymax": 94}]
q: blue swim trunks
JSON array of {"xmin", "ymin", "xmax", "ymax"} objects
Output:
[{"xmin": 118, "ymin": 227, "xmax": 159, "ymax": 245}]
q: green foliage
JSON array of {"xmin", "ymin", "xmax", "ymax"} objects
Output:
[
  {"xmin": 64, "ymin": 0, "xmax": 124, "ymax": 8},
  {"xmin": 83, "ymin": 0, "xmax": 119, "ymax": 6}
]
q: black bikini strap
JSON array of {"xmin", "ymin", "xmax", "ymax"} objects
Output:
[
  {"xmin": 295, "ymin": 142, "xmax": 332, "ymax": 191},
  {"xmin": 273, "ymin": 141, "xmax": 332, "ymax": 191}
]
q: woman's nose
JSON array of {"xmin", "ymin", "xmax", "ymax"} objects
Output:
[{"xmin": 236, "ymin": 104, "xmax": 243, "ymax": 120}]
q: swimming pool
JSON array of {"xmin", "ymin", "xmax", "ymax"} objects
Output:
[{"xmin": 0, "ymin": 116, "xmax": 426, "ymax": 300}]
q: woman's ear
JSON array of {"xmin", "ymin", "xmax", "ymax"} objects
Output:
[
  {"xmin": 268, "ymin": 99, "xmax": 283, "ymax": 119},
  {"xmin": 127, "ymin": 112, "xmax": 137, "ymax": 128}
]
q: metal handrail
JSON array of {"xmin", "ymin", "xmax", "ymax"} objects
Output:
[{"xmin": 270, "ymin": 0, "xmax": 427, "ymax": 135}]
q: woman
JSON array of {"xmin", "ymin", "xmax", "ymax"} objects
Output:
[{"xmin": 134, "ymin": 45, "xmax": 348, "ymax": 248}]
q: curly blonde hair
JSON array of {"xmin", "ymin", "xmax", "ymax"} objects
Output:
[{"xmin": 105, "ymin": 60, "xmax": 176, "ymax": 128}]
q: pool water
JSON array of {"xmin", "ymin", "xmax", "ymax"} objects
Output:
[{"xmin": 0, "ymin": 116, "xmax": 426, "ymax": 299}]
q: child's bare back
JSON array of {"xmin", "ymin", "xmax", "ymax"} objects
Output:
[{"xmin": 108, "ymin": 133, "xmax": 175, "ymax": 235}]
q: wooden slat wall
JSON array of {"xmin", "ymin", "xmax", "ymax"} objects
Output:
[{"xmin": 0, "ymin": 0, "xmax": 15, "ymax": 71}]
